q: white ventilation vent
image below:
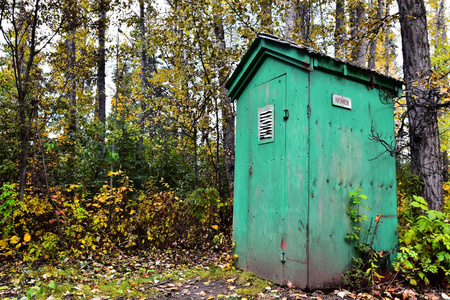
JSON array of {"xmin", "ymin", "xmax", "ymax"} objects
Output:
[{"xmin": 258, "ymin": 105, "xmax": 274, "ymax": 142}]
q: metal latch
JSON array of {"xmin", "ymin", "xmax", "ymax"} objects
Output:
[
  {"xmin": 280, "ymin": 252, "xmax": 286, "ymax": 262},
  {"xmin": 283, "ymin": 109, "xmax": 289, "ymax": 120}
]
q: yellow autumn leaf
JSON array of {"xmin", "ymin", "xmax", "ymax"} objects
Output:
[
  {"xmin": 211, "ymin": 225, "xmax": 219, "ymax": 230},
  {"xmin": 10, "ymin": 236, "xmax": 20, "ymax": 244},
  {"xmin": 0, "ymin": 240, "xmax": 7, "ymax": 249},
  {"xmin": 24, "ymin": 233, "xmax": 31, "ymax": 242}
]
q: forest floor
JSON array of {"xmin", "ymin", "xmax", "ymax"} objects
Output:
[{"xmin": 0, "ymin": 249, "xmax": 447, "ymax": 300}]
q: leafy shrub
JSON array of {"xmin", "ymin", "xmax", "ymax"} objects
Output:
[
  {"xmin": 395, "ymin": 195, "xmax": 450, "ymax": 285},
  {"xmin": 126, "ymin": 185, "xmax": 231, "ymax": 250},
  {"xmin": 0, "ymin": 183, "xmax": 17, "ymax": 236},
  {"xmin": 0, "ymin": 172, "xmax": 232, "ymax": 263},
  {"xmin": 345, "ymin": 188, "xmax": 371, "ymax": 242},
  {"xmin": 397, "ymin": 163, "xmax": 423, "ymax": 209},
  {"xmin": 343, "ymin": 188, "xmax": 386, "ymax": 289},
  {"xmin": 444, "ymin": 181, "xmax": 450, "ymax": 210},
  {"xmin": 0, "ymin": 183, "xmax": 53, "ymax": 260}
]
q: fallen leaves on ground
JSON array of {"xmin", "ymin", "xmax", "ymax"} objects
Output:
[{"xmin": 0, "ymin": 249, "xmax": 448, "ymax": 299}]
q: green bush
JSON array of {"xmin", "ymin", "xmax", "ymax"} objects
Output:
[
  {"xmin": 0, "ymin": 183, "xmax": 17, "ymax": 236},
  {"xmin": 395, "ymin": 195, "xmax": 450, "ymax": 285},
  {"xmin": 343, "ymin": 188, "xmax": 384, "ymax": 289},
  {"xmin": 0, "ymin": 171, "xmax": 232, "ymax": 263}
]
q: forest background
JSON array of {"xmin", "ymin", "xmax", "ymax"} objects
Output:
[{"xmin": 0, "ymin": 0, "xmax": 449, "ymax": 288}]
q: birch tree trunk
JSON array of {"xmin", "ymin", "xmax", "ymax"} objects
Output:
[
  {"xmin": 350, "ymin": 0, "xmax": 367, "ymax": 66},
  {"xmin": 285, "ymin": 0, "xmax": 310, "ymax": 43},
  {"xmin": 383, "ymin": 27, "xmax": 391, "ymax": 75},
  {"xmin": 261, "ymin": 0, "xmax": 273, "ymax": 34},
  {"xmin": 137, "ymin": 0, "xmax": 147, "ymax": 164},
  {"xmin": 434, "ymin": 0, "xmax": 448, "ymax": 191},
  {"xmin": 334, "ymin": 0, "xmax": 345, "ymax": 58},
  {"xmin": 397, "ymin": 0, "xmax": 444, "ymax": 210},
  {"xmin": 368, "ymin": 0, "xmax": 382, "ymax": 69},
  {"xmin": 435, "ymin": 0, "xmax": 447, "ymax": 44}
]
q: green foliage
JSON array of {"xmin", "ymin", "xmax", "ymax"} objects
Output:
[
  {"xmin": 0, "ymin": 183, "xmax": 17, "ymax": 236},
  {"xmin": 187, "ymin": 188, "xmax": 220, "ymax": 221},
  {"xmin": 343, "ymin": 257, "xmax": 368, "ymax": 288},
  {"xmin": 395, "ymin": 196, "xmax": 450, "ymax": 285},
  {"xmin": 0, "ymin": 188, "xmax": 52, "ymax": 259},
  {"xmin": 397, "ymin": 162, "xmax": 423, "ymax": 207},
  {"xmin": 345, "ymin": 188, "xmax": 371, "ymax": 241},
  {"xmin": 0, "ymin": 171, "xmax": 232, "ymax": 263},
  {"xmin": 147, "ymin": 137, "xmax": 196, "ymax": 192},
  {"xmin": 343, "ymin": 188, "xmax": 384, "ymax": 289}
]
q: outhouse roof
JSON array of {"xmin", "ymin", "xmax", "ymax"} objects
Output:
[{"xmin": 226, "ymin": 33, "xmax": 403, "ymax": 100}]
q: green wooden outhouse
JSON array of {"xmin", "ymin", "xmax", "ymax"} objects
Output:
[{"xmin": 226, "ymin": 34, "xmax": 402, "ymax": 289}]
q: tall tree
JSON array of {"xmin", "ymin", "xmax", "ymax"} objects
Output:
[
  {"xmin": 431, "ymin": 0, "xmax": 449, "ymax": 187},
  {"xmin": 434, "ymin": 0, "xmax": 447, "ymax": 45},
  {"xmin": 213, "ymin": 0, "xmax": 235, "ymax": 197},
  {"xmin": 285, "ymin": 0, "xmax": 310, "ymax": 42},
  {"xmin": 96, "ymin": 0, "xmax": 107, "ymax": 125},
  {"xmin": 397, "ymin": 0, "xmax": 444, "ymax": 210},
  {"xmin": 335, "ymin": 0, "xmax": 346, "ymax": 58},
  {"xmin": 429, "ymin": 0, "xmax": 449, "ymax": 74},
  {"xmin": 64, "ymin": 0, "xmax": 78, "ymax": 135},
  {"xmin": 383, "ymin": 24, "xmax": 392, "ymax": 75},
  {"xmin": 0, "ymin": 0, "xmax": 61, "ymax": 200},
  {"xmin": 94, "ymin": 0, "xmax": 108, "ymax": 179},
  {"xmin": 137, "ymin": 0, "xmax": 148, "ymax": 163},
  {"xmin": 350, "ymin": 0, "xmax": 367, "ymax": 66},
  {"xmin": 261, "ymin": 0, "xmax": 273, "ymax": 33},
  {"xmin": 367, "ymin": 0, "xmax": 383, "ymax": 69}
]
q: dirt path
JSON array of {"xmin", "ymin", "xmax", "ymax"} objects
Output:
[{"xmin": 131, "ymin": 278, "xmax": 341, "ymax": 299}]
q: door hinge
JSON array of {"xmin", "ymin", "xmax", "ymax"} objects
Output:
[
  {"xmin": 307, "ymin": 105, "xmax": 311, "ymax": 118},
  {"xmin": 280, "ymin": 252, "xmax": 286, "ymax": 262}
]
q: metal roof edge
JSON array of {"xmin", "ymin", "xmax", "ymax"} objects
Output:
[
  {"xmin": 225, "ymin": 38, "xmax": 263, "ymax": 96},
  {"xmin": 226, "ymin": 38, "xmax": 313, "ymax": 100},
  {"xmin": 226, "ymin": 33, "xmax": 403, "ymax": 100},
  {"xmin": 256, "ymin": 33, "xmax": 404, "ymax": 86}
]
